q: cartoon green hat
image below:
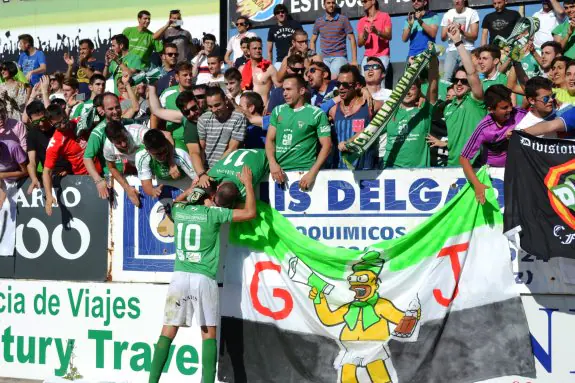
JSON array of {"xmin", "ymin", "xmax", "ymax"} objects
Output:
[{"xmin": 351, "ymin": 248, "xmax": 385, "ymax": 276}]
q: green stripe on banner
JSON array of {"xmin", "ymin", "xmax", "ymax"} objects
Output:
[{"xmin": 229, "ymin": 167, "xmax": 502, "ymax": 279}]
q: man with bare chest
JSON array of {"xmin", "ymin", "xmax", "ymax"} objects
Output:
[{"xmin": 242, "ymin": 37, "xmax": 279, "ymax": 106}]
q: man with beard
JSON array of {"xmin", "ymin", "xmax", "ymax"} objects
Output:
[
  {"xmin": 122, "ymin": 10, "xmax": 164, "ymax": 66},
  {"xmin": 198, "ymin": 86, "xmax": 247, "ymax": 168},
  {"xmin": 63, "ymin": 39, "xmax": 105, "ymax": 98},
  {"xmin": 460, "ymin": 85, "xmax": 526, "ymax": 204},
  {"xmin": 43, "ymin": 104, "xmax": 102, "ymax": 215},
  {"xmin": 428, "ymin": 23, "xmax": 486, "ymax": 166},
  {"xmin": 553, "ymin": 0, "xmax": 575, "ymax": 59},
  {"xmin": 266, "ymin": 74, "xmax": 331, "ymax": 190},
  {"xmin": 541, "ymin": 41, "xmax": 563, "ymax": 77},
  {"xmin": 241, "ymin": 37, "xmax": 278, "ymax": 105},
  {"xmin": 149, "ymin": 84, "xmax": 207, "ymax": 186},
  {"xmin": 158, "ymin": 62, "xmax": 195, "ymax": 143},
  {"xmin": 331, "ymin": 64, "xmax": 382, "ymax": 169},
  {"xmin": 83, "ymin": 93, "xmax": 135, "ymax": 200},
  {"xmin": 155, "ymin": 43, "xmax": 179, "ymax": 96},
  {"xmin": 307, "ymin": 61, "xmax": 336, "ymax": 109}
]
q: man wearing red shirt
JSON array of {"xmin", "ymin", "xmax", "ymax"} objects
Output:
[
  {"xmin": 43, "ymin": 104, "xmax": 100, "ymax": 215},
  {"xmin": 357, "ymin": 0, "xmax": 392, "ymax": 73}
]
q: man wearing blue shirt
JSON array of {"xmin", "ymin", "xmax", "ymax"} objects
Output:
[
  {"xmin": 17, "ymin": 34, "xmax": 46, "ymax": 86},
  {"xmin": 401, "ymin": 0, "xmax": 439, "ymax": 58}
]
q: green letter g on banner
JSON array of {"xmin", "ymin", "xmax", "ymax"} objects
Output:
[{"xmin": 250, "ymin": 261, "xmax": 293, "ymax": 320}]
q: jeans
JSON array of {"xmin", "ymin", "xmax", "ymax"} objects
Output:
[
  {"xmin": 323, "ymin": 56, "xmax": 348, "ymax": 79},
  {"xmin": 442, "ymin": 49, "xmax": 469, "ymax": 82}
]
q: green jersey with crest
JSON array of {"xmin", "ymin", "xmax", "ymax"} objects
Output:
[
  {"xmin": 269, "ymin": 103, "xmax": 331, "ymax": 171},
  {"xmin": 172, "ymin": 203, "xmax": 233, "ymax": 279},
  {"xmin": 208, "ymin": 149, "xmax": 268, "ymax": 198}
]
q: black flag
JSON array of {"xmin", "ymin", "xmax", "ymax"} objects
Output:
[{"xmin": 504, "ymin": 131, "xmax": 575, "ymax": 260}]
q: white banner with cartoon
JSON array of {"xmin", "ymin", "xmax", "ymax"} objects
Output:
[{"xmin": 218, "ymin": 170, "xmax": 535, "ymax": 383}]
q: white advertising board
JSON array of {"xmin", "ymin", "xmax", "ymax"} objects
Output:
[{"xmin": 0, "ymin": 279, "xmax": 203, "ymax": 382}]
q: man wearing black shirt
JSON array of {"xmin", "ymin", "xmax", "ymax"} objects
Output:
[
  {"xmin": 63, "ymin": 39, "xmax": 105, "ymax": 99},
  {"xmin": 25, "ymin": 101, "xmax": 72, "ymax": 194},
  {"xmin": 481, "ymin": 0, "xmax": 521, "ymax": 45},
  {"xmin": 267, "ymin": 4, "xmax": 302, "ymax": 69}
]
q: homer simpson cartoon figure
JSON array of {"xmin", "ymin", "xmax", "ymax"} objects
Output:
[{"xmin": 308, "ymin": 250, "xmax": 420, "ymax": 383}]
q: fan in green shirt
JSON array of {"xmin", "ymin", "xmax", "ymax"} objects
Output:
[
  {"xmin": 428, "ymin": 24, "xmax": 487, "ymax": 167},
  {"xmin": 148, "ymin": 165, "xmax": 257, "ymax": 383},
  {"xmin": 104, "ymin": 34, "xmax": 143, "ymax": 95},
  {"xmin": 156, "ymin": 63, "xmax": 195, "ymax": 143},
  {"xmin": 384, "ymin": 56, "xmax": 439, "ymax": 168},
  {"xmin": 122, "ymin": 11, "xmax": 163, "ymax": 66},
  {"xmin": 267, "ymin": 75, "xmax": 332, "ymax": 191},
  {"xmin": 552, "ymin": 20, "xmax": 575, "ymax": 59}
]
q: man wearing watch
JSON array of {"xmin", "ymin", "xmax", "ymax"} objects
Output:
[
  {"xmin": 357, "ymin": 0, "xmax": 392, "ymax": 74},
  {"xmin": 440, "ymin": 0, "xmax": 479, "ymax": 82},
  {"xmin": 427, "ymin": 23, "xmax": 486, "ymax": 167},
  {"xmin": 402, "ymin": 0, "xmax": 439, "ymax": 59}
]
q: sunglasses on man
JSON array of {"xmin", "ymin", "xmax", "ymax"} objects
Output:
[
  {"xmin": 289, "ymin": 66, "xmax": 305, "ymax": 74},
  {"xmin": 363, "ymin": 64, "xmax": 383, "ymax": 71},
  {"xmin": 182, "ymin": 104, "xmax": 200, "ymax": 115},
  {"xmin": 30, "ymin": 116, "xmax": 47, "ymax": 127},
  {"xmin": 535, "ymin": 94, "xmax": 556, "ymax": 104},
  {"xmin": 453, "ymin": 78, "xmax": 469, "ymax": 86},
  {"xmin": 336, "ymin": 81, "xmax": 356, "ymax": 89},
  {"xmin": 274, "ymin": 10, "xmax": 286, "ymax": 15}
]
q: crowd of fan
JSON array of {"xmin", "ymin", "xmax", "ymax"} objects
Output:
[{"xmin": 0, "ymin": 0, "xmax": 574, "ymax": 210}]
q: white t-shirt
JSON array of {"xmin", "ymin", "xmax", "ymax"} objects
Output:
[
  {"xmin": 192, "ymin": 55, "xmax": 225, "ymax": 85},
  {"xmin": 226, "ymin": 31, "xmax": 256, "ymax": 62},
  {"xmin": 103, "ymin": 123, "xmax": 149, "ymax": 164},
  {"xmin": 533, "ymin": 9, "xmax": 565, "ymax": 48},
  {"xmin": 371, "ymin": 88, "xmax": 392, "ymax": 102},
  {"xmin": 514, "ymin": 110, "xmax": 557, "ymax": 138},
  {"xmin": 441, "ymin": 8, "xmax": 480, "ymax": 51},
  {"xmin": 135, "ymin": 146, "xmax": 196, "ymax": 181}
]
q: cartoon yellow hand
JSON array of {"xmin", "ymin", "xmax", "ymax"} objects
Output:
[
  {"xmin": 309, "ymin": 287, "xmax": 318, "ymax": 301},
  {"xmin": 417, "ymin": 308, "xmax": 421, "ymax": 320},
  {"xmin": 237, "ymin": 0, "xmax": 262, "ymax": 18}
]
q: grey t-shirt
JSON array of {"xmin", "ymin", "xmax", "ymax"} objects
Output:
[
  {"xmin": 197, "ymin": 110, "xmax": 247, "ymax": 168},
  {"xmin": 163, "ymin": 27, "xmax": 193, "ymax": 62}
]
